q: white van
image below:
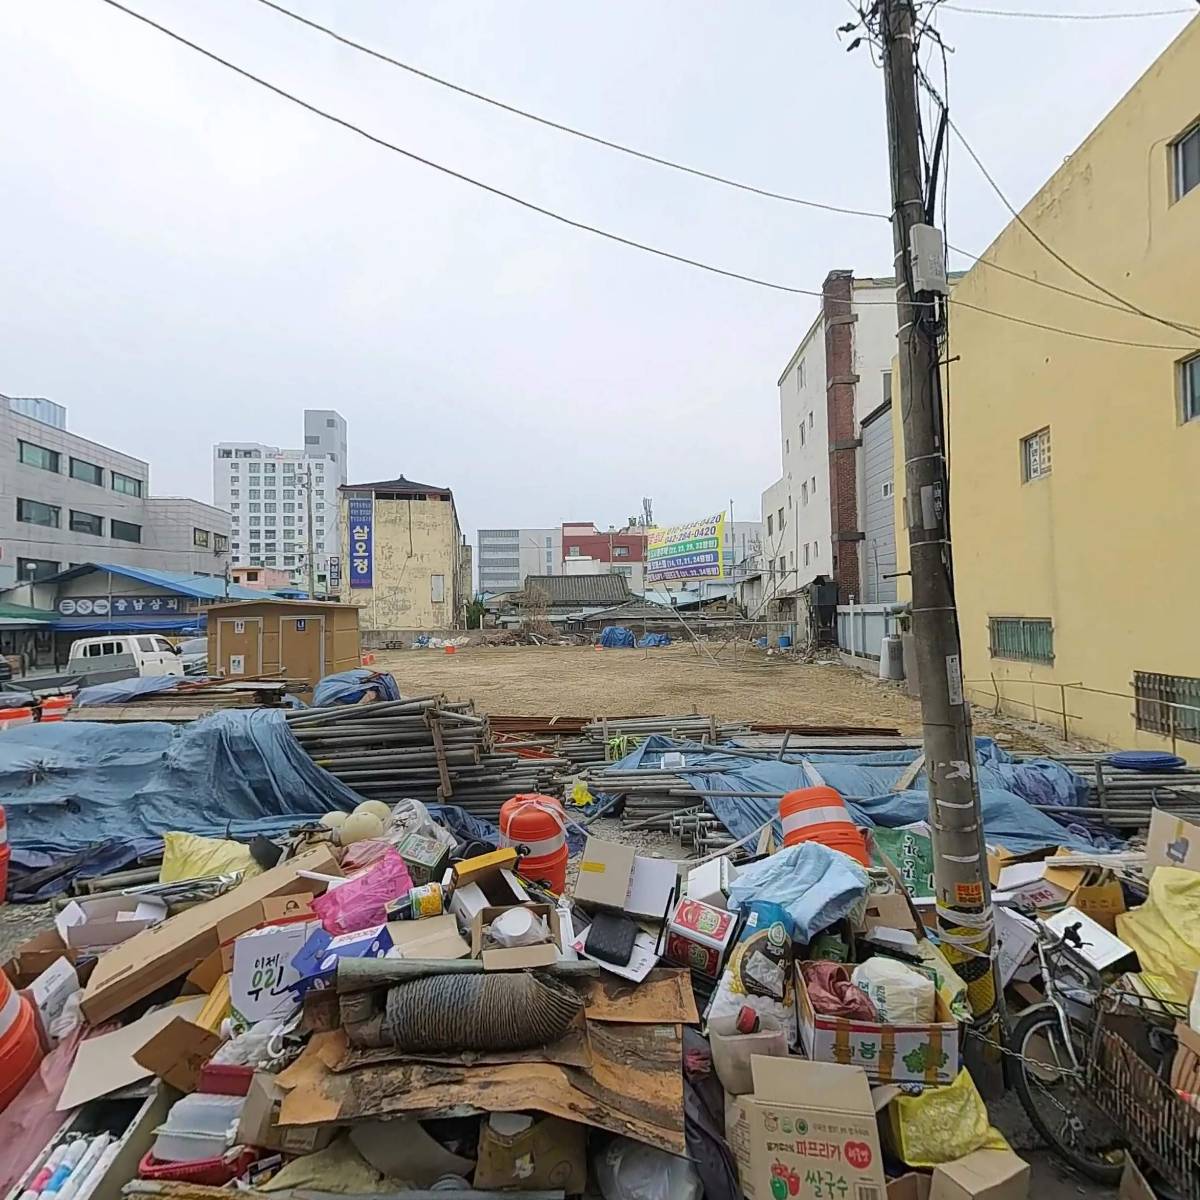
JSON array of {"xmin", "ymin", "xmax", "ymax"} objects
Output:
[{"xmin": 67, "ymin": 635, "xmax": 185, "ymax": 680}]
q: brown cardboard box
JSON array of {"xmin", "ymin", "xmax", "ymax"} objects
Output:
[
  {"xmin": 473, "ymin": 1113, "xmax": 587, "ymax": 1192},
  {"xmin": 3, "ymin": 930, "xmax": 84, "ymax": 988},
  {"xmin": 237, "ymin": 1070, "xmax": 336, "ymax": 1154},
  {"xmin": 890, "ymin": 1174, "xmax": 932, "ymax": 1200},
  {"xmin": 930, "ymin": 1150, "xmax": 1030, "ymax": 1200},
  {"xmin": 573, "ymin": 838, "xmax": 636, "ymax": 911},
  {"xmin": 1118, "ymin": 1158, "xmax": 1157, "ymax": 1200},
  {"xmin": 81, "ymin": 845, "xmax": 340, "ymax": 1025},
  {"xmin": 387, "ymin": 913, "xmax": 471, "ymax": 961},
  {"xmin": 1146, "ymin": 809, "xmax": 1200, "ymax": 874},
  {"xmin": 727, "ymin": 1056, "xmax": 887, "ymax": 1200},
  {"xmin": 1071, "ymin": 880, "xmax": 1126, "ymax": 932},
  {"xmin": 133, "ymin": 1015, "xmax": 223, "ymax": 1093},
  {"xmin": 471, "ymin": 905, "xmax": 562, "ymax": 970}
]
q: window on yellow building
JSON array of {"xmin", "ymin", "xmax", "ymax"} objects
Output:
[
  {"xmin": 1134, "ymin": 671, "xmax": 1200, "ymax": 744},
  {"xmin": 1173, "ymin": 122, "xmax": 1200, "ymax": 202},
  {"xmin": 1021, "ymin": 428, "xmax": 1052, "ymax": 482},
  {"xmin": 989, "ymin": 617, "xmax": 1054, "ymax": 664},
  {"xmin": 1181, "ymin": 354, "xmax": 1200, "ymax": 423}
]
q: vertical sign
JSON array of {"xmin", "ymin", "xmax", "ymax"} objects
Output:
[
  {"xmin": 328, "ymin": 556, "xmax": 341, "ymax": 589},
  {"xmin": 348, "ymin": 498, "xmax": 373, "ymax": 589}
]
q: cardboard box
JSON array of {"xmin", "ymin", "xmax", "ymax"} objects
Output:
[
  {"xmin": 573, "ymin": 837, "xmax": 677, "ymax": 919},
  {"xmin": 237, "ymin": 1070, "xmax": 336, "ymax": 1154},
  {"xmin": 1118, "ymin": 1158, "xmax": 1156, "ymax": 1200},
  {"xmin": 450, "ymin": 868, "xmax": 531, "ymax": 925},
  {"xmin": 55, "ymin": 895, "xmax": 168, "ymax": 952},
  {"xmin": 994, "ymin": 907, "xmax": 1039, "ymax": 987},
  {"xmin": 82, "ymin": 845, "xmax": 341, "ymax": 1025},
  {"xmin": 930, "ymin": 1150, "xmax": 1030, "ymax": 1200},
  {"xmin": 1169, "ymin": 1020, "xmax": 1200, "ymax": 1094},
  {"xmin": 451, "ymin": 847, "xmax": 520, "ymax": 886},
  {"xmin": 1146, "ymin": 809, "xmax": 1200, "ymax": 874},
  {"xmin": 727, "ymin": 1056, "xmax": 887, "ymax": 1200},
  {"xmin": 795, "ymin": 962, "xmax": 961, "ymax": 1085},
  {"xmin": 473, "ymin": 1112, "xmax": 587, "ymax": 1192},
  {"xmin": 1043, "ymin": 907, "xmax": 1136, "ymax": 972},
  {"xmin": 1070, "ymin": 879, "xmax": 1125, "ymax": 932},
  {"xmin": 571, "ymin": 925, "xmax": 660, "ymax": 982},
  {"xmin": 387, "ymin": 913, "xmax": 471, "ymax": 960},
  {"xmin": 665, "ymin": 897, "xmax": 738, "ymax": 978},
  {"xmin": 133, "ymin": 1014, "xmax": 223, "ymax": 1093},
  {"xmin": 686, "ymin": 855, "xmax": 738, "ymax": 910},
  {"xmin": 862, "ymin": 892, "xmax": 922, "ymax": 936},
  {"xmin": 471, "ymin": 905, "xmax": 562, "ymax": 970},
  {"xmin": 231, "ymin": 921, "xmax": 317, "ymax": 1024},
  {"xmin": 996, "ymin": 855, "xmax": 1085, "ymax": 911},
  {"xmin": 398, "ymin": 831, "xmax": 450, "ymax": 886},
  {"xmin": 890, "ymin": 1175, "xmax": 932, "ymax": 1200},
  {"xmin": 25, "ymin": 956, "xmax": 79, "ymax": 1046},
  {"xmin": 292, "ymin": 923, "xmax": 394, "ymax": 995}
]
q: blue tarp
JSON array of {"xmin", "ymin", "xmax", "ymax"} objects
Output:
[
  {"xmin": 602, "ymin": 736, "xmax": 1108, "ymax": 851},
  {"xmin": 598, "ymin": 626, "xmax": 635, "ymax": 648},
  {"xmin": 75, "ymin": 675, "xmax": 186, "ymax": 707},
  {"xmin": 312, "ymin": 670, "xmax": 402, "ymax": 707},
  {"xmin": 637, "ymin": 633, "xmax": 671, "ymax": 648}
]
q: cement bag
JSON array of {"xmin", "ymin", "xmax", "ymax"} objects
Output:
[
  {"xmin": 885, "ymin": 1068, "xmax": 1010, "ymax": 1166},
  {"xmin": 160, "ymin": 831, "xmax": 262, "ymax": 883},
  {"xmin": 1116, "ymin": 866, "xmax": 1200, "ymax": 1002},
  {"xmin": 851, "ymin": 956, "xmax": 935, "ymax": 1024}
]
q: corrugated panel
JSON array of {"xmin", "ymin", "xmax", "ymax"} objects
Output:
[{"xmin": 861, "ymin": 409, "xmax": 897, "ymax": 603}]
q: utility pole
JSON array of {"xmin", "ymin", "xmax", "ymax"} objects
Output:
[
  {"xmin": 304, "ymin": 461, "xmax": 318, "ymax": 600},
  {"xmin": 879, "ymin": 0, "xmax": 1000, "ymax": 1079}
]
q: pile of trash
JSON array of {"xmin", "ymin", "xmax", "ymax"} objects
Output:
[{"xmin": 1, "ymin": 711, "xmax": 1197, "ymax": 1200}]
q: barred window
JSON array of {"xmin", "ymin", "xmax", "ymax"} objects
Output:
[
  {"xmin": 1134, "ymin": 671, "xmax": 1200, "ymax": 744},
  {"xmin": 989, "ymin": 617, "xmax": 1054, "ymax": 664}
]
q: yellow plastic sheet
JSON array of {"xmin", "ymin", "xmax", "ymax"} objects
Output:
[
  {"xmin": 885, "ymin": 1068, "xmax": 1011, "ymax": 1166},
  {"xmin": 160, "ymin": 830, "xmax": 263, "ymax": 883},
  {"xmin": 1116, "ymin": 866, "xmax": 1200, "ymax": 1002}
]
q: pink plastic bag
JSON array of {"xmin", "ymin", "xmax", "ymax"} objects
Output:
[{"xmin": 311, "ymin": 847, "xmax": 413, "ymax": 934}]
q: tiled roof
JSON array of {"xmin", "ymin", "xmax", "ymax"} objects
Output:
[
  {"xmin": 521, "ymin": 574, "xmax": 632, "ymax": 608},
  {"xmin": 341, "ymin": 475, "xmax": 451, "ymax": 495}
]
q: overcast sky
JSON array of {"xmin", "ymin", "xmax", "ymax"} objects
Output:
[{"xmin": 2, "ymin": 1, "xmax": 1193, "ymax": 540}]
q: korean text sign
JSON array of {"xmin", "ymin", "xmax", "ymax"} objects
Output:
[
  {"xmin": 348, "ymin": 498, "xmax": 373, "ymax": 589},
  {"xmin": 646, "ymin": 513, "xmax": 726, "ymax": 582}
]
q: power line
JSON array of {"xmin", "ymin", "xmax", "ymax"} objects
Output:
[
  {"xmin": 251, "ymin": 0, "xmax": 1200, "ymax": 335},
  {"xmin": 950, "ymin": 296, "xmax": 1193, "ymax": 346},
  {"xmin": 949, "ymin": 115, "xmax": 1200, "ymax": 337},
  {"xmin": 90, "ymin": 0, "xmax": 1200, "ymax": 350},
  {"xmin": 942, "ymin": 4, "xmax": 1194, "ymax": 18},
  {"xmin": 250, "ymin": 0, "xmax": 887, "ymax": 221}
]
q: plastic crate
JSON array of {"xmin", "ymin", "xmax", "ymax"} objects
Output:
[{"xmin": 138, "ymin": 1147, "xmax": 259, "ymax": 1186}]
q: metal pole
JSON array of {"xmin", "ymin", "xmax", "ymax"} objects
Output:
[{"xmin": 879, "ymin": 0, "xmax": 999, "ymax": 1083}]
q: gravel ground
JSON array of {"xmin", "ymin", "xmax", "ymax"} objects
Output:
[{"xmin": 0, "ymin": 899, "xmax": 55, "ymax": 962}]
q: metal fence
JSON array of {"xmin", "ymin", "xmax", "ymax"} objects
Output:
[{"xmin": 836, "ymin": 602, "xmax": 894, "ymax": 661}]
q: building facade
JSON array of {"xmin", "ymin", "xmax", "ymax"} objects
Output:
[
  {"xmin": 892, "ymin": 16, "xmax": 1200, "ymax": 758},
  {"xmin": 757, "ymin": 273, "xmax": 899, "ymax": 615},
  {"xmin": 0, "ymin": 393, "xmax": 230, "ymax": 589},
  {"xmin": 213, "ymin": 409, "xmax": 348, "ymax": 592},
  {"xmin": 339, "ymin": 475, "xmax": 469, "ymax": 632},
  {"xmin": 231, "ymin": 565, "xmax": 295, "ymax": 591},
  {"xmin": 561, "ymin": 522, "xmax": 648, "ymax": 590},
  {"xmin": 477, "ymin": 527, "xmax": 561, "ymax": 594}
]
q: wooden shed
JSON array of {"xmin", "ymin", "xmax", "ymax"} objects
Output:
[{"xmin": 205, "ymin": 599, "xmax": 361, "ymax": 692}]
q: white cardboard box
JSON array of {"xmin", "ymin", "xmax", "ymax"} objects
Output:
[
  {"xmin": 230, "ymin": 922, "xmax": 315, "ymax": 1024},
  {"xmin": 55, "ymin": 896, "xmax": 168, "ymax": 952},
  {"xmin": 686, "ymin": 856, "xmax": 737, "ymax": 910}
]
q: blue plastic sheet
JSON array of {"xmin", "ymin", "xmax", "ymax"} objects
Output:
[
  {"xmin": 637, "ymin": 633, "xmax": 671, "ymax": 648},
  {"xmin": 75, "ymin": 675, "xmax": 185, "ymax": 707},
  {"xmin": 312, "ymin": 669, "xmax": 402, "ymax": 707},
  {"xmin": 598, "ymin": 627, "xmax": 635, "ymax": 648},
  {"xmin": 602, "ymin": 736, "xmax": 1106, "ymax": 851}
]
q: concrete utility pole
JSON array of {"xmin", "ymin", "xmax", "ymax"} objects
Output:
[
  {"xmin": 879, "ymin": 0, "xmax": 1000, "ymax": 1074},
  {"xmin": 304, "ymin": 462, "xmax": 318, "ymax": 600}
]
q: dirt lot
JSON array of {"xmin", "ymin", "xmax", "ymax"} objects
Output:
[{"xmin": 375, "ymin": 643, "xmax": 1074, "ymax": 753}]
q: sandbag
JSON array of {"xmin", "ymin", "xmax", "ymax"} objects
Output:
[
  {"xmin": 159, "ymin": 831, "xmax": 262, "ymax": 883},
  {"xmin": 1116, "ymin": 866, "xmax": 1200, "ymax": 1002}
]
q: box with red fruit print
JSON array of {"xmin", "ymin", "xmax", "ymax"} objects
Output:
[
  {"xmin": 663, "ymin": 897, "xmax": 738, "ymax": 979},
  {"xmin": 727, "ymin": 1056, "xmax": 886, "ymax": 1200}
]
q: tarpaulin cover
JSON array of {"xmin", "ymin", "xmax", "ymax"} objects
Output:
[
  {"xmin": 602, "ymin": 736, "xmax": 1103, "ymax": 851},
  {"xmin": 312, "ymin": 669, "xmax": 402, "ymax": 707},
  {"xmin": 598, "ymin": 626, "xmax": 636, "ymax": 648},
  {"xmin": 637, "ymin": 633, "xmax": 671, "ymax": 648},
  {"xmin": 75, "ymin": 675, "xmax": 185, "ymax": 707}
]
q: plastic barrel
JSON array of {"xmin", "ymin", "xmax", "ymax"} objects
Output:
[
  {"xmin": 0, "ymin": 805, "xmax": 8, "ymax": 905},
  {"xmin": 778, "ymin": 635, "xmax": 792, "ymax": 649},
  {"xmin": 0, "ymin": 975, "xmax": 43, "ymax": 1113},
  {"xmin": 779, "ymin": 786, "xmax": 869, "ymax": 867},
  {"xmin": 0, "ymin": 707, "xmax": 34, "ymax": 733},
  {"xmin": 499, "ymin": 793, "xmax": 568, "ymax": 892},
  {"xmin": 39, "ymin": 696, "xmax": 72, "ymax": 722}
]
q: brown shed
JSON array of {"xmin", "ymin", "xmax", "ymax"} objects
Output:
[{"xmin": 205, "ymin": 599, "xmax": 362, "ymax": 692}]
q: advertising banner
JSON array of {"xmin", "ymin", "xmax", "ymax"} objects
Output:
[
  {"xmin": 646, "ymin": 513, "xmax": 726, "ymax": 582},
  {"xmin": 348, "ymin": 498, "xmax": 373, "ymax": 589}
]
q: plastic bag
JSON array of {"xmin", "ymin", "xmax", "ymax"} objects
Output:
[
  {"xmin": 707, "ymin": 967, "xmax": 797, "ymax": 1046},
  {"xmin": 726, "ymin": 902, "xmax": 796, "ymax": 1001},
  {"xmin": 1116, "ymin": 866, "xmax": 1200, "ymax": 1002},
  {"xmin": 851, "ymin": 956, "xmax": 936, "ymax": 1023},
  {"xmin": 388, "ymin": 799, "xmax": 456, "ymax": 850},
  {"xmin": 885, "ymin": 1069, "xmax": 1010, "ymax": 1166},
  {"xmin": 594, "ymin": 1137, "xmax": 702, "ymax": 1200},
  {"xmin": 160, "ymin": 831, "xmax": 261, "ymax": 883},
  {"xmin": 312, "ymin": 848, "xmax": 413, "ymax": 935},
  {"xmin": 801, "ymin": 961, "xmax": 879, "ymax": 1020}
]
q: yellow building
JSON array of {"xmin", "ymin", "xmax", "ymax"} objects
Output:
[
  {"xmin": 894, "ymin": 16, "xmax": 1200, "ymax": 759},
  {"xmin": 339, "ymin": 475, "xmax": 470, "ymax": 633}
]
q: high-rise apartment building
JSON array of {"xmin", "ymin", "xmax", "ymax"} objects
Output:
[
  {"xmin": 477, "ymin": 528, "xmax": 561, "ymax": 594},
  {"xmin": 213, "ymin": 410, "xmax": 347, "ymax": 593}
]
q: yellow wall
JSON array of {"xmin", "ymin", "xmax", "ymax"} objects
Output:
[
  {"xmin": 340, "ymin": 495, "xmax": 464, "ymax": 631},
  {"xmin": 894, "ymin": 16, "xmax": 1200, "ymax": 757}
]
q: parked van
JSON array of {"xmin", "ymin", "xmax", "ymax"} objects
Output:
[{"xmin": 67, "ymin": 635, "xmax": 185, "ymax": 681}]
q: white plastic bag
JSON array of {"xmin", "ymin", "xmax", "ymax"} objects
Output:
[
  {"xmin": 594, "ymin": 1138, "xmax": 701, "ymax": 1200},
  {"xmin": 851, "ymin": 956, "xmax": 936, "ymax": 1023},
  {"xmin": 706, "ymin": 967, "xmax": 798, "ymax": 1046}
]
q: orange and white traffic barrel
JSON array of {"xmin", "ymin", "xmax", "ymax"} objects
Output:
[
  {"xmin": 500, "ymin": 793, "xmax": 569, "ymax": 892},
  {"xmin": 0, "ymin": 955, "xmax": 44, "ymax": 1113},
  {"xmin": 0, "ymin": 707, "xmax": 34, "ymax": 733},
  {"xmin": 39, "ymin": 696, "xmax": 72, "ymax": 722},
  {"xmin": 779, "ymin": 786, "xmax": 870, "ymax": 867},
  {"xmin": 0, "ymin": 806, "xmax": 7, "ymax": 905}
]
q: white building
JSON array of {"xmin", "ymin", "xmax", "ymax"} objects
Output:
[
  {"xmin": 477, "ymin": 527, "xmax": 561, "ymax": 594},
  {"xmin": 213, "ymin": 410, "xmax": 348, "ymax": 593},
  {"xmin": 752, "ymin": 271, "xmax": 899, "ymax": 618},
  {"xmin": 0, "ymin": 393, "xmax": 230, "ymax": 589}
]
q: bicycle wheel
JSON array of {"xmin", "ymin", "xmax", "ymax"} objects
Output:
[{"xmin": 1010, "ymin": 1005, "xmax": 1125, "ymax": 1185}]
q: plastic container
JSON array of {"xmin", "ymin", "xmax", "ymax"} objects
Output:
[
  {"xmin": 153, "ymin": 1094, "xmax": 245, "ymax": 1163},
  {"xmin": 138, "ymin": 1148, "xmax": 259, "ymax": 1186},
  {"xmin": 196, "ymin": 1061, "xmax": 255, "ymax": 1096},
  {"xmin": 500, "ymin": 793, "xmax": 568, "ymax": 892},
  {"xmin": 708, "ymin": 1011, "xmax": 787, "ymax": 1095},
  {"xmin": 779, "ymin": 786, "xmax": 869, "ymax": 867},
  {"xmin": 778, "ymin": 635, "xmax": 792, "ymax": 649},
  {"xmin": 0, "ymin": 992, "xmax": 45, "ymax": 1113}
]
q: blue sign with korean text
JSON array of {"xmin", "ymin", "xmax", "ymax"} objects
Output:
[
  {"xmin": 348, "ymin": 498, "xmax": 373, "ymax": 589},
  {"xmin": 57, "ymin": 595, "xmax": 182, "ymax": 616}
]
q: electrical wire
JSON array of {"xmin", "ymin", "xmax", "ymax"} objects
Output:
[
  {"xmin": 942, "ymin": 4, "xmax": 1194, "ymax": 18},
  {"xmin": 91, "ymin": 0, "xmax": 1200, "ymax": 349},
  {"xmin": 259, "ymin": 0, "xmax": 1198, "ymax": 336},
  {"xmin": 250, "ymin": 0, "xmax": 887, "ymax": 221}
]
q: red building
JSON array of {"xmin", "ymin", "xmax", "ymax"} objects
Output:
[{"xmin": 561, "ymin": 522, "xmax": 647, "ymax": 580}]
